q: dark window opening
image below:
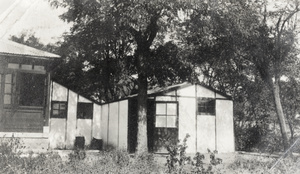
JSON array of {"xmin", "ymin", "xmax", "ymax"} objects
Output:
[
  {"xmin": 197, "ymin": 98, "xmax": 215, "ymax": 115},
  {"xmin": 77, "ymin": 103, "xmax": 93, "ymax": 119},
  {"xmin": 51, "ymin": 101, "xmax": 67, "ymax": 118},
  {"xmin": 19, "ymin": 73, "xmax": 46, "ymax": 106}
]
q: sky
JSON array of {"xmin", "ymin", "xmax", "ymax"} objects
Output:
[{"xmin": 0, "ymin": 0, "xmax": 71, "ymax": 44}]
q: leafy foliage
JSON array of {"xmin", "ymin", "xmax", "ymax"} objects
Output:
[
  {"xmin": 184, "ymin": 0, "xmax": 300, "ymax": 150},
  {"xmin": 49, "ymin": 0, "xmax": 194, "ymax": 103},
  {"xmin": 165, "ymin": 134, "xmax": 222, "ymax": 174}
]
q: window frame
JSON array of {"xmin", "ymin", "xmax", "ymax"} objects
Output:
[
  {"xmin": 3, "ymin": 67, "xmax": 47, "ymax": 108},
  {"xmin": 197, "ymin": 97, "xmax": 216, "ymax": 116},
  {"xmin": 51, "ymin": 101, "xmax": 68, "ymax": 118},
  {"xmin": 155, "ymin": 101, "xmax": 178, "ymax": 128}
]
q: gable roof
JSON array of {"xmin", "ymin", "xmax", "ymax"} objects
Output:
[
  {"xmin": 145, "ymin": 82, "xmax": 231, "ymax": 99},
  {"xmin": 0, "ymin": 39, "xmax": 60, "ymax": 59},
  {"xmin": 105, "ymin": 82, "xmax": 231, "ymax": 104}
]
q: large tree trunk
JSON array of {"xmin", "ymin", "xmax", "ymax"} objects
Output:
[
  {"xmin": 272, "ymin": 79, "xmax": 289, "ymax": 150},
  {"xmin": 136, "ymin": 53, "xmax": 148, "ymax": 154}
]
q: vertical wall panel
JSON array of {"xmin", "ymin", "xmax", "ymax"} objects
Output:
[
  {"xmin": 118, "ymin": 100, "xmax": 128, "ymax": 149},
  {"xmin": 92, "ymin": 104, "xmax": 101, "ymax": 139},
  {"xmin": 177, "ymin": 85, "xmax": 196, "ymax": 97},
  {"xmin": 108, "ymin": 102, "xmax": 119, "ymax": 147},
  {"xmin": 52, "ymin": 82, "xmax": 68, "ymax": 101},
  {"xmin": 77, "ymin": 119, "xmax": 92, "ymax": 145},
  {"xmin": 178, "ymin": 97, "xmax": 196, "ymax": 153},
  {"xmin": 216, "ymin": 100, "xmax": 234, "ymax": 153},
  {"xmin": 196, "ymin": 85, "xmax": 215, "ymax": 98},
  {"xmin": 49, "ymin": 118, "xmax": 66, "ymax": 149},
  {"xmin": 197, "ymin": 116, "xmax": 215, "ymax": 153},
  {"xmin": 101, "ymin": 104, "xmax": 109, "ymax": 147},
  {"xmin": 66, "ymin": 90, "xmax": 77, "ymax": 148}
]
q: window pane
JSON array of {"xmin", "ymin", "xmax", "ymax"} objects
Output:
[
  {"xmin": 167, "ymin": 116, "xmax": 177, "ymax": 128},
  {"xmin": 51, "ymin": 102, "xmax": 67, "ymax": 118},
  {"xmin": 4, "ymin": 84, "xmax": 11, "ymax": 93},
  {"xmin": 5, "ymin": 74, "xmax": 11, "ymax": 83},
  {"xmin": 156, "ymin": 103, "xmax": 166, "ymax": 115},
  {"xmin": 167, "ymin": 103, "xmax": 177, "ymax": 115},
  {"xmin": 155, "ymin": 116, "xmax": 166, "ymax": 127},
  {"xmin": 60, "ymin": 103, "xmax": 66, "ymax": 110},
  {"xmin": 53, "ymin": 103, "xmax": 59, "ymax": 109},
  {"xmin": 8, "ymin": 63, "xmax": 19, "ymax": 69},
  {"xmin": 4, "ymin": 94, "xmax": 11, "ymax": 104},
  {"xmin": 198, "ymin": 98, "xmax": 215, "ymax": 115},
  {"xmin": 21, "ymin": 64, "xmax": 32, "ymax": 70},
  {"xmin": 34, "ymin": 65, "xmax": 45, "ymax": 71},
  {"xmin": 52, "ymin": 110, "xmax": 59, "ymax": 115}
]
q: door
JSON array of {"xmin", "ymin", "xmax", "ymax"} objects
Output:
[{"xmin": 153, "ymin": 101, "xmax": 178, "ymax": 153}]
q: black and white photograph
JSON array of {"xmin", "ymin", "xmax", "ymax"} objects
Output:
[{"xmin": 0, "ymin": 0, "xmax": 299, "ymax": 173}]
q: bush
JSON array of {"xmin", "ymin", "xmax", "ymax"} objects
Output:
[{"xmin": 165, "ymin": 134, "xmax": 222, "ymax": 174}]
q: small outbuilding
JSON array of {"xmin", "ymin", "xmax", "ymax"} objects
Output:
[{"xmin": 100, "ymin": 83, "xmax": 235, "ymax": 153}]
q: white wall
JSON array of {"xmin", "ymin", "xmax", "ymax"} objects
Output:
[
  {"xmin": 50, "ymin": 81, "xmax": 102, "ymax": 149},
  {"xmin": 101, "ymin": 104, "xmax": 109, "ymax": 147},
  {"xmin": 92, "ymin": 104, "xmax": 101, "ymax": 139},
  {"xmin": 49, "ymin": 118, "xmax": 66, "ymax": 149},
  {"xmin": 77, "ymin": 119, "xmax": 92, "ymax": 145},
  {"xmin": 52, "ymin": 82, "xmax": 68, "ymax": 101},
  {"xmin": 119, "ymin": 100, "xmax": 128, "ymax": 149},
  {"xmin": 108, "ymin": 102, "xmax": 119, "ymax": 147},
  {"xmin": 176, "ymin": 85, "xmax": 197, "ymax": 153},
  {"xmin": 66, "ymin": 90, "xmax": 77, "ymax": 148},
  {"xmin": 197, "ymin": 115, "xmax": 215, "ymax": 153},
  {"xmin": 101, "ymin": 100, "xmax": 129, "ymax": 150},
  {"xmin": 216, "ymin": 100, "xmax": 234, "ymax": 153}
]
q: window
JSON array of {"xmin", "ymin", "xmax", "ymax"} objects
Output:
[
  {"xmin": 19, "ymin": 73, "xmax": 46, "ymax": 106},
  {"xmin": 77, "ymin": 103, "xmax": 93, "ymax": 119},
  {"xmin": 3, "ymin": 73, "xmax": 46, "ymax": 106},
  {"xmin": 4, "ymin": 74, "xmax": 14, "ymax": 105},
  {"xmin": 51, "ymin": 102, "xmax": 67, "ymax": 118},
  {"xmin": 197, "ymin": 98, "xmax": 215, "ymax": 115},
  {"xmin": 155, "ymin": 102, "xmax": 177, "ymax": 128}
]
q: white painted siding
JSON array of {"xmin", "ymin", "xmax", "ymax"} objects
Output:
[
  {"xmin": 66, "ymin": 90, "xmax": 77, "ymax": 148},
  {"xmin": 52, "ymin": 82, "xmax": 68, "ymax": 101},
  {"xmin": 178, "ymin": 97, "xmax": 196, "ymax": 153},
  {"xmin": 49, "ymin": 118, "xmax": 66, "ymax": 149},
  {"xmin": 197, "ymin": 115, "xmax": 216, "ymax": 153},
  {"xmin": 92, "ymin": 104, "xmax": 102, "ymax": 139},
  {"xmin": 119, "ymin": 100, "xmax": 128, "ymax": 149},
  {"xmin": 216, "ymin": 100, "xmax": 234, "ymax": 153}
]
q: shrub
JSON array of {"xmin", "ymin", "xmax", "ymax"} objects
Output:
[{"xmin": 165, "ymin": 134, "xmax": 222, "ymax": 174}]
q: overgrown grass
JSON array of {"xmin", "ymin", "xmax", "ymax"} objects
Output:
[
  {"xmin": 1, "ymin": 137, "xmax": 300, "ymax": 173},
  {"xmin": 0, "ymin": 137, "xmax": 162, "ymax": 173}
]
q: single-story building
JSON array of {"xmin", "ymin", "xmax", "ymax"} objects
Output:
[
  {"xmin": 101, "ymin": 83, "xmax": 235, "ymax": 154},
  {"xmin": 0, "ymin": 39, "xmax": 101, "ymax": 150},
  {"xmin": 0, "ymin": 39, "xmax": 234, "ymax": 153}
]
